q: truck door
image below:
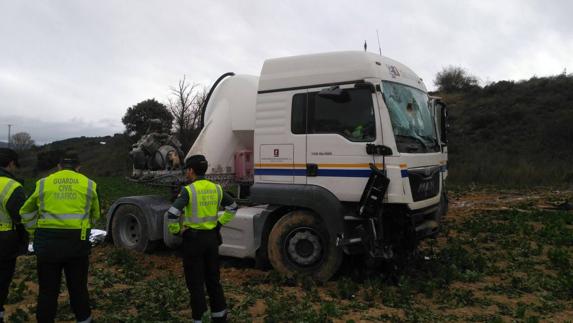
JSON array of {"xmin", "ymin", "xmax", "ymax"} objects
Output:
[
  {"xmin": 302, "ymin": 83, "xmax": 383, "ymax": 202},
  {"xmin": 256, "ymin": 90, "xmax": 307, "ymax": 184}
]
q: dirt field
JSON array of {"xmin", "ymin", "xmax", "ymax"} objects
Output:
[{"xmin": 3, "ymin": 189, "xmax": 573, "ymax": 322}]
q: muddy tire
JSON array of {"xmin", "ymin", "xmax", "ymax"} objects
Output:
[
  {"xmin": 267, "ymin": 210, "xmax": 342, "ymax": 282},
  {"xmin": 428, "ymin": 192, "xmax": 449, "ymax": 239},
  {"xmin": 111, "ymin": 204, "xmax": 154, "ymax": 253},
  {"xmin": 437, "ymin": 191, "xmax": 448, "ymax": 220}
]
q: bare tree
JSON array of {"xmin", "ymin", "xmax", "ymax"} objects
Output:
[
  {"xmin": 168, "ymin": 75, "xmax": 207, "ymax": 151},
  {"xmin": 11, "ymin": 132, "xmax": 35, "ymax": 151},
  {"xmin": 192, "ymin": 86, "xmax": 208, "ymax": 129}
]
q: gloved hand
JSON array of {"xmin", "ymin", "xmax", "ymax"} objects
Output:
[{"xmin": 168, "ymin": 223, "xmax": 181, "ymax": 235}]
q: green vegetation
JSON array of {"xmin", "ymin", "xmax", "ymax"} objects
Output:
[
  {"xmin": 434, "ymin": 66, "xmax": 479, "ymax": 92},
  {"xmin": 17, "ymin": 134, "xmax": 134, "ymax": 179},
  {"xmin": 94, "ymin": 176, "xmax": 170, "ymax": 222},
  {"xmin": 122, "ymin": 98, "xmax": 173, "ymax": 139},
  {"xmin": 4, "ymin": 191, "xmax": 572, "ymax": 321},
  {"xmin": 442, "ymin": 73, "xmax": 573, "ymax": 186}
]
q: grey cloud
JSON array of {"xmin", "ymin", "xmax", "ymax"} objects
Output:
[{"xmin": 0, "ymin": 0, "xmax": 571, "ymax": 141}]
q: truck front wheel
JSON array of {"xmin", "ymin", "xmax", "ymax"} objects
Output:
[
  {"xmin": 437, "ymin": 191, "xmax": 449, "ymax": 219},
  {"xmin": 267, "ymin": 210, "xmax": 342, "ymax": 282},
  {"xmin": 111, "ymin": 204, "xmax": 154, "ymax": 252}
]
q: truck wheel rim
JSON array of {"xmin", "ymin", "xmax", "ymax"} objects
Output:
[
  {"xmin": 285, "ymin": 227, "xmax": 323, "ymax": 267},
  {"xmin": 118, "ymin": 213, "xmax": 141, "ymax": 247}
]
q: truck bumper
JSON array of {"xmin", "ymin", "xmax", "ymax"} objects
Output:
[{"xmin": 408, "ymin": 203, "xmax": 440, "ymax": 240}]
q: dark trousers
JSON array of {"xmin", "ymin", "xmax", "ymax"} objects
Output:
[
  {"xmin": 0, "ymin": 258, "xmax": 17, "ymax": 319},
  {"xmin": 36, "ymin": 256, "xmax": 91, "ymax": 323},
  {"xmin": 182, "ymin": 229, "xmax": 227, "ymax": 321}
]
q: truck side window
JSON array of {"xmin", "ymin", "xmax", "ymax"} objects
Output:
[
  {"xmin": 311, "ymin": 88, "xmax": 375, "ymax": 142},
  {"xmin": 291, "ymin": 94, "xmax": 307, "ymax": 134},
  {"xmin": 291, "ymin": 88, "xmax": 376, "ymax": 142}
]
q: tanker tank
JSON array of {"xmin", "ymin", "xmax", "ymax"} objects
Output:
[{"xmin": 186, "ymin": 74, "xmax": 258, "ymax": 177}]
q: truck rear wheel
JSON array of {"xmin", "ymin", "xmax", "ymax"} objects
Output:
[
  {"xmin": 111, "ymin": 204, "xmax": 154, "ymax": 253},
  {"xmin": 267, "ymin": 210, "xmax": 342, "ymax": 282}
]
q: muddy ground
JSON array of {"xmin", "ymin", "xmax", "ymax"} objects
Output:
[{"xmin": 3, "ymin": 189, "xmax": 573, "ymax": 322}]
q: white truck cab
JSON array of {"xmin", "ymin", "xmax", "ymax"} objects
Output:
[
  {"xmin": 255, "ymin": 51, "xmax": 444, "ymax": 207},
  {"xmin": 107, "ymin": 51, "xmax": 449, "ymax": 281}
]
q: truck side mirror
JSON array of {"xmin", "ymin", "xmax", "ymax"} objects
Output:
[{"xmin": 437, "ymin": 103, "xmax": 448, "ymax": 144}]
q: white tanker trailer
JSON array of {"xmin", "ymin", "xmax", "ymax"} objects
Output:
[{"xmin": 107, "ymin": 51, "xmax": 449, "ymax": 281}]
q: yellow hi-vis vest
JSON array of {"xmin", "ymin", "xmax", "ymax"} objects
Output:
[
  {"xmin": 183, "ymin": 179, "xmax": 225, "ymax": 230},
  {"xmin": 20, "ymin": 170, "xmax": 98, "ymax": 240},
  {"xmin": 0, "ymin": 176, "xmax": 22, "ymax": 232}
]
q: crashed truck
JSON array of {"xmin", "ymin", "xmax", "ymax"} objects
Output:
[{"xmin": 107, "ymin": 51, "xmax": 449, "ymax": 281}]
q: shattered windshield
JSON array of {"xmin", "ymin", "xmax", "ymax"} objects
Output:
[{"xmin": 381, "ymin": 81, "xmax": 439, "ymax": 153}]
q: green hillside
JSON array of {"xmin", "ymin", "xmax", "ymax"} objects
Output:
[
  {"xmin": 17, "ymin": 134, "xmax": 133, "ymax": 179},
  {"xmin": 441, "ymin": 74, "xmax": 573, "ymax": 186}
]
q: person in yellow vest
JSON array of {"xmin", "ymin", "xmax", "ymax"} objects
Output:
[
  {"xmin": 0, "ymin": 148, "xmax": 28, "ymax": 323},
  {"xmin": 20, "ymin": 152, "xmax": 99, "ymax": 323},
  {"xmin": 167, "ymin": 155, "xmax": 237, "ymax": 323}
]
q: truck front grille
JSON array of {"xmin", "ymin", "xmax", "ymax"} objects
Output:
[{"xmin": 408, "ymin": 166, "xmax": 440, "ymax": 202}]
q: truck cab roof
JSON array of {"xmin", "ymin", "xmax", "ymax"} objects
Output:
[{"xmin": 258, "ymin": 51, "xmax": 427, "ymax": 93}]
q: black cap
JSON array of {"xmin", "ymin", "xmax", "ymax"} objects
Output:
[
  {"xmin": 184, "ymin": 154, "xmax": 208, "ymax": 175},
  {"xmin": 0, "ymin": 148, "xmax": 19, "ymax": 168},
  {"xmin": 59, "ymin": 152, "xmax": 80, "ymax": 167}
]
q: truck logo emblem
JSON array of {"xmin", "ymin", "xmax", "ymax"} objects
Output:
[
  {"xmin": 387, "ymin": 65, "xmax": 400, "ymax": 78},
  {"xmin": 274, "ymin": 149, "xmax": 279, "ymax": 157},
  {"xmin": 418, "ymin": 181, "xmax": 435, "ymax": 194}
]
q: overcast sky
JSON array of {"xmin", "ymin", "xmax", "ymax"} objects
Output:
[{"xmin": 1, "ymin": 0, "xmax": 571, "ymax": 144}]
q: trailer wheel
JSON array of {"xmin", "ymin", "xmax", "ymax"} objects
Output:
[
  {"xmin": 267, "ymin": 210, "xmax": 342, "ymax": 282},
  {"xmin": 112, "ymin": 204, "xmax": 153, "ymax": 253}
]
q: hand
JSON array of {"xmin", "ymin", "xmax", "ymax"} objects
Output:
[{"xmin": 168, "ymin": 223, "xmax": 181, "ymax": 235}]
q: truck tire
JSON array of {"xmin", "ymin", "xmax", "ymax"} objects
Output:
[
  {"xmin": 267, "ymin": 210, "xmax": 342, "ymax": 282},
  {"xmin": 437, "ymin": 191, "xmax": 448, "ymax": 220},
  {"xmin": 111, "ymin": 204, "xmax": 154, "ymax": 253},
  {"xmin": 428, "ymin": 191, "xmax": 449, "ymax": 239}
]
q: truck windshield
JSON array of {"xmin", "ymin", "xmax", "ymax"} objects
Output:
[{"xmin": 381, "ymin": 81, "xmax": 439, "ymax": 153}]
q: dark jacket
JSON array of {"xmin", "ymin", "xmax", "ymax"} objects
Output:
[{"xmin": 0, "ymin": 168, "xmax": 26, "ymax": 260}]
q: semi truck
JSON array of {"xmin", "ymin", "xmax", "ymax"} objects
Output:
[{"xmin": 107, "ymin": 51, "xmax": 449, "ymax": 281}]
